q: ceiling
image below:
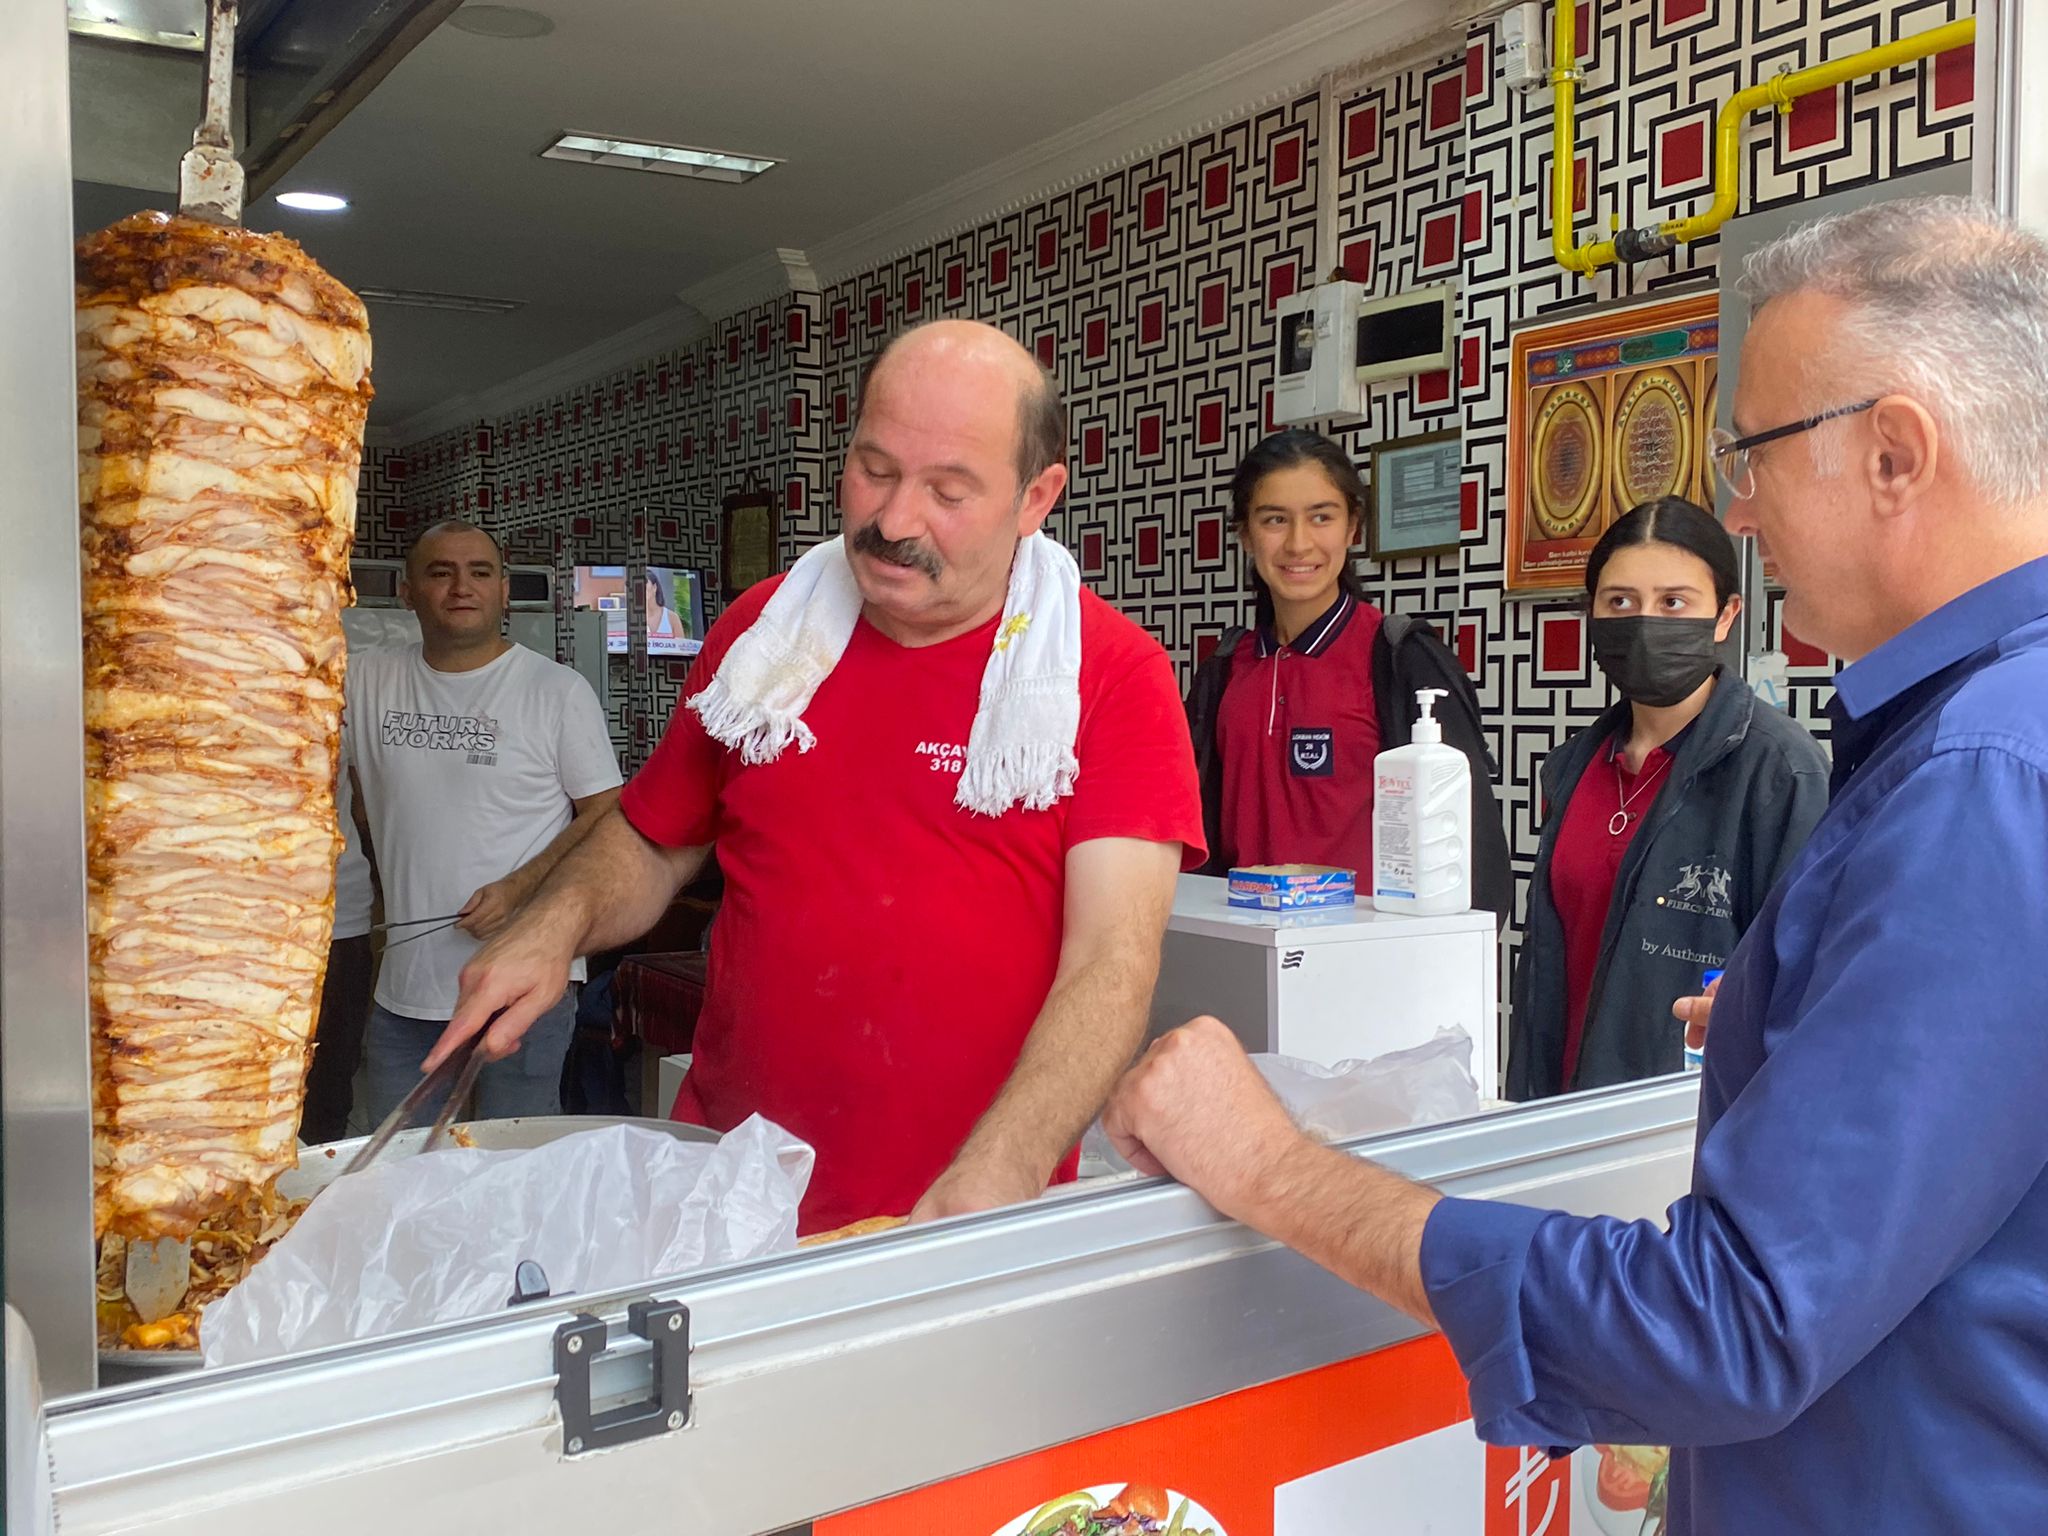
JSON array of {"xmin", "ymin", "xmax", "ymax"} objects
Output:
[{"xmin": 72, "ymin": 0, "xmax": 1450, "ymax": 434}]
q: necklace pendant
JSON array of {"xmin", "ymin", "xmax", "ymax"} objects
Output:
[{"xmin": 1608, "ymin": 809, "xmax": 1631, "ymax": 836}]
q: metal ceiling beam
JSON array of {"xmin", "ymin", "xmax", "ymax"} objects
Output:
[
  {"xmin": 67, "ymin": 0, "xmax": 457, "ymax": 198},
  {"xmin": 238, "ymin": 0, "xmax": 464, "ymax": 198}
]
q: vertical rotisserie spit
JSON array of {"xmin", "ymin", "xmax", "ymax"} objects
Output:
[{"xmin": 78, "ymin": 210, "xmax": 372, "ymax": 1245}]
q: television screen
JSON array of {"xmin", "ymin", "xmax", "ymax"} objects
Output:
[
  {"xmin": 572, "ymin": 565, "xmax": 706, "ymax": 656},
  {"xmin": 1352, "ymin": 283, "xmax": 1454, "ymax": 384},
  {"xmin": 644, "ymin": 567, "xmax": 705, "ymax": 657},
  {"xmin": 1355, "ymin": 296, "xmax": 1448, "ymax": 368}
]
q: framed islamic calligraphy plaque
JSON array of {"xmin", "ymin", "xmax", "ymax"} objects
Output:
[
  {"xmin": 720, "ymin": 490, "xmax": 779, "ymax": 598},
  {"xmin": 1506, "ymin": 289, "xmax": 1718, "ymax": 594}
]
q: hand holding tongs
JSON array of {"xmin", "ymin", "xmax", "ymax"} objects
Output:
[
  {"xmin": 344, "ymin": 1033, "xmax": 486, "ymax": 1174},
  {"xmin": 371, "ymin": 911, "xmax": 465, "ymax": 949}
]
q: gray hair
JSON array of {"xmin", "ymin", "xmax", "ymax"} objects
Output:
[{"xmin": 1736, "ymin": 195, "xmax": 2048, "ymax": 505}]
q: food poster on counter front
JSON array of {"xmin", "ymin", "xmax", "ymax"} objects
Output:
[{"xmin": 801, "ymin": 1335, "xmax": 1673, "ymax": 1536}]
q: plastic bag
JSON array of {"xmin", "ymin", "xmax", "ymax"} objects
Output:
[
  {"xmin": 1083, "ymin": 1028, "xmax": 1480, "ymax": 1174},
  {"xmin": 202, "ymin": 1116, "xmax": 812, "ymax": 1367},
  {"xmin": 1254, "ymin": 1028, "xmax": 1480, "ymax": 1141}
]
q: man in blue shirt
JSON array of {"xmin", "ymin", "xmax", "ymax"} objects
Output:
[{"xmin": 1102, "ymin": 195, "xmax": 2048, "ymax": 1531}]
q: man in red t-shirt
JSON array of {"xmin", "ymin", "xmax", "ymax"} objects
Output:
[{"xmin": 427, "ymin": 320, "xmax": 1205, "ymax": 1232}]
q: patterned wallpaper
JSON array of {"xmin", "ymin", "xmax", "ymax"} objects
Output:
[
  {"xmin": 802, "ymin": 89, "xmax": 1326, "ymax": 674},
  {"xmin": 351, "ymin": 0, "xmax": 1974, "ymax": 909},
  {"xmin": 354, "ymin": 300, "xmax": 796, "ymax": 766},
  {"xmin": 1447, "ymin": 0, "xmax": 1974, "ymax": 904},
  {"xmin": 355, "ymin": 442, "xmax": 406, "ymax": 560}
]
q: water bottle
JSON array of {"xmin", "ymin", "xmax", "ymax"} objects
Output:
[{"xmin": 1684, "ymin": 968, "xmax": 1723, "ymax": 1072}]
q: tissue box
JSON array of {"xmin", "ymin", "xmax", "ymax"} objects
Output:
[{"xmin": 1227, "ymin": 864, "xmax": 1357, "ymax": 910}]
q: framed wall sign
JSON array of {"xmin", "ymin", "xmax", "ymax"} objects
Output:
[
  {"xmin": 1506, "ymin": 289, "xmax": 1719, "ymax": 593},
  {"xmin": 720, "ymin": 490, "xmax": 778, "ymax": 597},
  {"xmin": 1367, "ymin": 430, "xmax": 1462, "ymax": 561}
]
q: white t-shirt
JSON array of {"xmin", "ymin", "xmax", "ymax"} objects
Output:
[
  {"xmin": 346, "ymin": 641, "xmax": 622, "ymax": 1018},
  {"xmin": 332, "ymin": 745, "xmax": 375, "ymax": 942}
]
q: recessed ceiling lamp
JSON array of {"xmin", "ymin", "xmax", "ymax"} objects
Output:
[
  {"xmin": 449, "ymin": 5, "xmax": 555, "ymax": 39},
  {"xmin": 542, "ymin": 132, "xmax": 780, "ymax": 184},
  {"xmin": 276, "ymin": 191, "xmax": 350, "ymax": 213},
  {"xmin": 356, "ymin": 286, "xmax": 525, "ymax": 315}
]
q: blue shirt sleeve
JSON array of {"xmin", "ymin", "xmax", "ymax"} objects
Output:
[{"xmin": 1421, "ymin": 744, "xmax": 2048, "ymax": 1448}]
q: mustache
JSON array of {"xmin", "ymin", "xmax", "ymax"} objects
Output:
[{"xmin": 851, "ymin": 522, "xmax": 942, "ymax": 580}]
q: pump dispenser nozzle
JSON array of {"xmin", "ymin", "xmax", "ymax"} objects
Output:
[{"xmin": 1413, "ymin": 687, "xmax": 1448, "ymax": 744}]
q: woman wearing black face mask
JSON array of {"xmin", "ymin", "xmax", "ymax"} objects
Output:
[{"xmin": 1505, "ymin": 497, "xmax": 1830, "ymax": 1100}]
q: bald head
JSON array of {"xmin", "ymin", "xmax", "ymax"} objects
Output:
[
  {"xmin": 405, "ymin": 517, "xmax": 502, "ymax": 580},
  {"xmin": 857, "ymin": 320, "xmax": 1066, "ymax": 493}
]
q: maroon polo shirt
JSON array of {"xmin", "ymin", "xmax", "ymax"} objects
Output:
[
  {"xmin": 1214, "ymin": 592, "xmax": 1383, "ymax": 874},
  {"xmin": 1549, "ymin": 732, "xmax": 1681, "ymax": 1088}
]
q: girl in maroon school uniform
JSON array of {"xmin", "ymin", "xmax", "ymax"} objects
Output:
[
  {"xmin": 1185, "ymin": 429, "xmax": 1512, "ymax": 922},
  {"xmin": 1506, "ymin": 497, "xmax": 1829, "ymax": 1099}
]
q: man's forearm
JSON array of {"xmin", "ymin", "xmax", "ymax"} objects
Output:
[
  {"xmin": 957, "ymin": 945, "xmax": 1156, "ymax": 1186},
  {"xmin": 520, "ymin": 806, "xmax": 708, "ymax": 958},
  {"xmin": 1245, "ymin": 1141, "xmax": 1442, "ymax": 1328},
  {"xmin": 503, "ymin": 791, "xmax": 619, "ymax": 904},
  {"xmin": 347, "ymin": 765, "xmax": 377, "ymax": 874}
]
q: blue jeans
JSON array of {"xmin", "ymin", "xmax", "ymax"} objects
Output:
[{"xmin": 363, "ymin": 986, "xmax": 578, "ymax": 1127}]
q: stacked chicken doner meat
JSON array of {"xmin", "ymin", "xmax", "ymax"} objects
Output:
[{"xmin": 78, "ymin": 211, "xmax": 372, "ymax": 1246}]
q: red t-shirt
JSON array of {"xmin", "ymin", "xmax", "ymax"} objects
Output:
[
  {"xmin": 620, "ymin": 576, "xmax": 1206, "ymax": 1233},
  {"xmin": 1548, "ymin": 736, "xmax": 1678, "ymax": 1089},
  {"xmin": 1214, "ymin": 593, "xmax": 1383, "ymax": 873}
]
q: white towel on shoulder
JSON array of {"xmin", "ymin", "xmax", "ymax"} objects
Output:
[{"xmin": 687, "ymin": 532, "xmax": 1083, "ymax": 816}]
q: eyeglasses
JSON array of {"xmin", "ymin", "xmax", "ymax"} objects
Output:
[{"xmin": 1708, "ymin": 398, "xmax": 1879, "ymax": 500}]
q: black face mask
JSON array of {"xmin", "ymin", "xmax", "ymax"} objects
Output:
[{"xmin": 1589, "ymin": 616, "xmax": 1721, "ymax": 707}]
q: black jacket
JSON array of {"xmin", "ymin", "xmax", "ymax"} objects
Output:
[
  {"xmin": 1506, "ymin": 669, "xmax": 1830, "ymax": 1100},
  {"xmin": 1184, "ymin": 610, "xmax": 1513, "ymax": 924}
]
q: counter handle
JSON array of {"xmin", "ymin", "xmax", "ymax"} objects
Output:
[{"xmin": 553, "ymin": 1298, "xmax": 691, "ymax": 1456}]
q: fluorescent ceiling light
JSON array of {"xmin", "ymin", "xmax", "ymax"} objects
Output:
[
  {"xmin": 356, "ymin": 286, "xmax": 525, "ymax": 315},
  {"xmin": 542, "ymin": 132, "xmax": 780, "ymax": 184},
  {"xmin": 276, "ymin": 191, "xmax": 350, "ymax": 213}
]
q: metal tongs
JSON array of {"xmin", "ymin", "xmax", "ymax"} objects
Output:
[
  {"xmin": 370, "ymin": 911, "xmax": 466, "ymax": 949},
  {"xmin": 343, "ymin": 1034, "xmax": 487, "ymax": 1174}
]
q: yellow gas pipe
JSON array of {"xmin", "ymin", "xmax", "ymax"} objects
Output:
[{"xmin": 1553, "ymin": 10, "xmax": 1976, "ymax": 275}]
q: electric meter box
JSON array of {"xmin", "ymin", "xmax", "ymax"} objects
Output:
[{"xmin": 1272, "ymin": 281, "xmax": 1367, "ymax": 424}]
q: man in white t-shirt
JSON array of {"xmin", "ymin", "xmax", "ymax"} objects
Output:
[
  {"xmin": 301, "ymin": 752, "xmax": 377, "ymax": 1144},
  {"xmin": 347, "ymin": 519, "xmax": 623, "ymax": 1122}
]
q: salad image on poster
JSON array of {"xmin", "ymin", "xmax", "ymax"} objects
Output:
[
  {"xmin": 992, "ymin": 1482, "xmax": 1225, "ymax": 1536},
  {"xmin": 1581, "ymin": 1444, "xmax": 1670, "ymax": 1535}
]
